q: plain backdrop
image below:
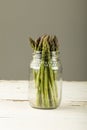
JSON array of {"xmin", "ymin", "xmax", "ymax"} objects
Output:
[{"xmin": 0, "ymin": 0, "xmax": 87, "ymax": 80}]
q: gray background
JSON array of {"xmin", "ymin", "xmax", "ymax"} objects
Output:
[{"xmin": 0, "ymin": 0, "xmax": 87, "ymax": 81}]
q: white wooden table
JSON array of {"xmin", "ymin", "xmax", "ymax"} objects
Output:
[{"xmin": 0, "ymin": 81, "xmax": 87, "ymax": 130}]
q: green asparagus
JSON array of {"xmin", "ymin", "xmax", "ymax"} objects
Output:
[{"xmin": 29, "ymin": 34, "xmax": 59, "ymax": 108}]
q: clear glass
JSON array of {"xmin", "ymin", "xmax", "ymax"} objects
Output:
[{"xmin": 29, "ymin": 51, "xmax": 62, "ymax": 109}]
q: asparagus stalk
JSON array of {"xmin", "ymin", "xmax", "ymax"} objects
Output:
[
  {"xmin": 49, "ymin": 65, "xmax": 58, "ymax": 106},
  {"xmin": 44, "ymin": 66, "xmax": 50, "ymax": 107},
  {"xmin": 36, "ymin": 69, "xmax": 41, "ymax": 106},
  {"xmin": 40, "ymin": 62, "xmax": 45, "ymax": 107}
]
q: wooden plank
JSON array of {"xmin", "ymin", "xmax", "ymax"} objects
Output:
[
  {"xmin": 0, "ymin": 100, "xmax": 87, "ymax": 130},
  {"xmin": 0, "ymin": 80, "xmax": 28, "ymax": 100},
  {"xmin": 0, "ymin": 80, "xmax": 87, "ymax": 101}
]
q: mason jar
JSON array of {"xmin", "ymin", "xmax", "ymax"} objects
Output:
[{"xmin": 29, "ymin": 51, "xmax": 62, "ymax": 109}]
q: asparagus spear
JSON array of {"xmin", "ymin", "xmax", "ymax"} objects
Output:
[
  {"xmin": 44, "ymin": 66, "xmax": 50, "ymax": 107},
  {"xmin": 29, "ymin": 34, "xmax": 59, "ymax": 108}
]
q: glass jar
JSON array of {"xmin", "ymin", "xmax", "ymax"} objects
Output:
[{"xmin": 29, "ymin": 51, "xmax": 62, "ymax": 109}]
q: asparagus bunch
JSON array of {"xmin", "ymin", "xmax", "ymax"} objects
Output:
[{"xmin": 29, "ymin": 34, "xmax": 59, "ymax": 108}]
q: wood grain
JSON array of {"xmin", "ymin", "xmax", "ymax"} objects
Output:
[{"xmin": 0, "ymin": 81, "xmax": 87, "ymax": 130}]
